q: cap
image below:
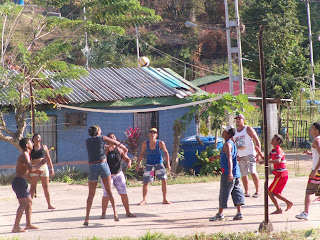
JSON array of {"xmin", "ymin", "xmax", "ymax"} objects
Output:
[
  {"xmin": 235, "ymin": 113, "xmax": 245, "ymax": 120},
  {"xmin": 149, "ymin": 128, "xmax": 158, "ymax": 133},
  {"xmin": 222, "ymin": 125, "xmax": 236, "ymax": 137}
]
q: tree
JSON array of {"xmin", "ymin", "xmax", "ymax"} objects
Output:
[
  {"xmin": 241, "ymin": 0, "xmax": 310, "ymax": 98},
  {"xmin": 171, "ymin": 93, "xmax": 254, "ymax": 173},
  {"xmin": 0, "ymin": 2, "xmax": 87, "ymax": 148}
]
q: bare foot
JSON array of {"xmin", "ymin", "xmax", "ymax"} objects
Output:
[
  {"xmin": 24, "ymin": 225, "xmax": 39, "ymax": 230},
  {"xmin": 114, "ymin": 215, "xmax": 119, "ymax": 221},
  {"xmin": 12, "ymin": 227, "xmax": 26, "ymax": 233},
  {"xmin": 138, "ymin": 200, "xmax": 146, "ymax": 205},
  {"xmin": 48, "ymin": 205, "xmax": 55, "ymax": 209},
  {"xmin": 271, "ymin": 209, "xmax": 283, "ymax": 214},
  {"xmin": 313, "ymin": 197, "xmax": 320, "ymax": 202},
  {"xmin": 100, "ymin": 215, "xmax": 106, "ymax": 219},
  {"xmin": 162, "ymin": 200, "xmax": 171, "ymax": 204},
  {"xmin": 126, "ymin": 213, "xmax": 137, "ymax": 217},
  {"xmin": 285, "ymin": 202, "xmax": 293, "ymax": 211}
]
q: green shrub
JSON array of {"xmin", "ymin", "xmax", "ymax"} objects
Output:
[
  {"xmin": 195, "ymin": 145, "xmax": 221, "ymax": 176},
  {"xmin": 52, "ymin": 166, "xmax": 88, "ymax": 184},
  {"xmin": 0, "ymin": 173, "xmax": 15, "ymax": 186}
]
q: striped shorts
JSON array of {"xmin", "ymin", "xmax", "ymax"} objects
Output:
[
  {"xmin": 143, "ymin": 163, "xmax": 167, "ymax": 183},
  {"xmin": 306, "ymin": 170, "xmax": 320, "ymax": 195}
]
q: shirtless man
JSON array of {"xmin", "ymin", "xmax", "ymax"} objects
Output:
[{"xmin": 11, "ymin": 138, "xmax": 47, "ymax": 233}]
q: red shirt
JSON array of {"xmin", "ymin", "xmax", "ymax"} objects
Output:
[{"xmin": 269, "ymin": 145, "xmax": 288, "ymax": 176}]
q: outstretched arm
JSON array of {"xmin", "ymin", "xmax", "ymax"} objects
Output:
[
  {"xmin": 103, "ymin": 136, "xmax": 128, "ymax": 154},
  {"xmin": 20, "ymin": 153, "xmax": 47, "ymax": 173}
]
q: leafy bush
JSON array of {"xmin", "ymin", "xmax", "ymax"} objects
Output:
[
  {"xmin": 195, "ymin": 145, "xmax": 221, "ymax": 176},
  {"xmin": 0, "ymin": 173, "xmax": 15, "ymax": 186},
  {"xmin": 124, "ymin": 126, "xmax": 142, "ymax": 157},
  {"xmin": 124, "ymin": 161, "xmax": 144, "ymax": 181},
  {"xmin": 52, "ymin": 166, "xmax": 88, "ymax": 184}
]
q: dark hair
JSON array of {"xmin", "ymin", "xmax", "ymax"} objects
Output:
[
  {"xmin": 313, "ymin": 122, "xmax": 320, "ymax": 133},
  {"xmin": 274, "ymin": 134, "xmax": 284, "ymax": 145},
  {"xmin": 107, "ymin": 133, "xmax": 115, "ymax": 138},
  {"xmin": 88, "ymin": 125, "xmax": 100, "ymax": 137},
  {"xmin": 19, "ymin": 138, "xmax": 30, "ymax": 150},
  {"xmin": 32, "ymin": 133, "xmax": 40, "ymax": 142}
]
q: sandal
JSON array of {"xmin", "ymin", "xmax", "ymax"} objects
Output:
[{"xmin": 126, "ymin": 213, "xmax": 137, "ymax": 217}]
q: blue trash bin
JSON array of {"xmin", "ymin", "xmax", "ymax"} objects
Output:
[
  {"xmin": 180, "ymin": 135, "xmax": 223, "ymax": 174},
  {"xmin": 13, "ymin": 0, "xmax": 24, "ymax": 5}
]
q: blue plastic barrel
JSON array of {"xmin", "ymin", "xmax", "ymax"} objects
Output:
[
  {"xmin": 13, "ymin": 0, "xmax": 24, "ymax": 5},
  {"xmin": 180, "ymin": 135, "xmax": 223, "ymax": 174}
]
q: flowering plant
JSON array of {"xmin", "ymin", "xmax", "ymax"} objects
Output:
[{"xmin": 124, "ymin": 126, "xmax": 142, "ymax": 157}]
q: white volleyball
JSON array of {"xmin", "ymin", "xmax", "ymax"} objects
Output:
[{"xmin": 138, "ymin": 56, "xmax": 150, "ymax": 67}]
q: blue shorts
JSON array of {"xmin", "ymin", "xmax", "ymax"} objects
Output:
[
  {"xmin": 143, "ymin": 163, "xmax": 167, "ymax": 183},
  {"xmin": 12, "ymin": 177, "xmax": 30, "ymax": 199},
  {"xmin": 219, "ymin": 174, "xmax": 245, "ymax": 209},
  {"xmin": 88, "ymin": 161, "xmax": 111, "ymax": 181}
]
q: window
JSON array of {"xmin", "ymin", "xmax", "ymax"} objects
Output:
[{"xmin": 65, "ymin": 112, "xmax": 87, "ymax": 128}]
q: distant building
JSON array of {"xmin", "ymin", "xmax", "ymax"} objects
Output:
[
  {"xmin": 192, "ymin": 74, "xmax": 258, "ymax": 96},
  {"xmin": 0, "ymin": 67, "xmax": 205, "ymax": 172}
]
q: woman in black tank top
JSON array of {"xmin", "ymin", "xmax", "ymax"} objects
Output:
[{"xmin": 29, "ymin": 134, "xmax": 55, "ymax": 209}]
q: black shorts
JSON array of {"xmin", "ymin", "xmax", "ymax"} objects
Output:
[{"xmin": 12, "ymin": 177, "xmax": 30, "ymax": 199}]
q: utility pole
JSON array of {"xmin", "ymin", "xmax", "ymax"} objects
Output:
[
  {"xmin": 302, "ymin": 0, "xmax": 315, "ymax": 94},
  {"xmin": 224, "ymin": 0, "xmax": 244, "ymax": 95},
  {"xmin": 258, "ymin": 25, "xmax": 273, "ymax": 233},
  {"xmin": 29, "ymin": 81, "xmax": 35, "ymax": 135},
  {"xmin": 136, "ymin": 26, "xmax": 140, "ymax": 67},
  {"xmin": 81, "ymin": 6, "xmax": 90, "ymax": 70}
]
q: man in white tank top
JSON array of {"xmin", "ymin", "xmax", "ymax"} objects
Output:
[
  {"xmin": 234, "ymin": 114, "xmax": 261, "ymax": 198},
  {"xmin": 296, "ymin": 122, "xmax": 320, "ymax": 220}
]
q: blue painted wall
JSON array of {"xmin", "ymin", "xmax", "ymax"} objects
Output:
[{"xmin": 0, "ymin": 106, "xmax": 196, "ymax": 168}]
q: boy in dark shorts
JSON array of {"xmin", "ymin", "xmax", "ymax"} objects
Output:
[
  {"xmin": 208, "ymin": 125, "xmax": 245, "ymax": 221},
  {"xmin": 11, "ymin": 138, "xmax": 47, "ymax": 233},
  {"xmin": 256, "ymin": 134, "xmax": 293, "ymax": 214}
]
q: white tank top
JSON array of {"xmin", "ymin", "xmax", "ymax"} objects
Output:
[
  {"xmin": 311, "ymin": 136, "xmax": 320, "ymax": 170},
  {"xmin": 233, "ymin": 126, "xmax": 255, "ymax": 157}
]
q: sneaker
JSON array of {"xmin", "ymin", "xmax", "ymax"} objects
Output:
[
  {"xmin": 209, "ymin": 213, "xmax": 225, "ymax": 221},
  {"xmin": 252, "ymin": 192, "xmax": 260, "ymax": 198},
  {"xmin": 295, "ymin": 211, "xmax": 309, "ymax": 220},
  {"xmin": 233, "ymin": 212, "xmax": 243, "ymax": 220},
  {"xmin": 244, "ymin": 193, "xmax": 251, "ymax": 197}
]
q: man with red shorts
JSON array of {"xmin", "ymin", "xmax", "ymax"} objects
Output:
[{"xmin": 256, "ymin": 134, "xmax": 293, "ymax": 214}]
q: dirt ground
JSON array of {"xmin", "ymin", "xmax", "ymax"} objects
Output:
[{"xmin": 1, "ymin": 155, "xmax": 320, "ymax": 240}]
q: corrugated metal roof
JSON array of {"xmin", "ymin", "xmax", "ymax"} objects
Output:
[
  {"xmin": 1, "ymin": 67, "xmax": 199, "ymax": 106},
  {"xmin": 191, "ymin": 74, "xmax": 229, "ymax": 87}
]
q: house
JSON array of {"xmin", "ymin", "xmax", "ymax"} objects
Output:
[
  {"xmin": 0, "ymin": 67, "xmax": 206, "ymax": 172},
  {"xmin": 191, "ymin": 74, "xmax": 258, "ymax": 96}
]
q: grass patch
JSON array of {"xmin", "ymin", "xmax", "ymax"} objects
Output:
[
  {"xmin": 3, "ymin": 228, "xmax": 318, "ymax": 240},
  {"xmin": 0, "ymin": 174, "xmax": 15, "ymax": 186},
  {"xmin": 72, "ymin": 228, "xmax": 320, "ymax": 239},
  {"xmin": 51, "ymin": 166, "xmax": 88, "ymax": 185}
]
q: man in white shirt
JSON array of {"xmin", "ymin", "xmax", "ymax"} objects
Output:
[
  {"xmin": 234, "ymin": 114, "xmax": 261, "ymax": 198},
  {"xmin": 296, "ymin": 122, "xmax": 320, "ymax": 220}
]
